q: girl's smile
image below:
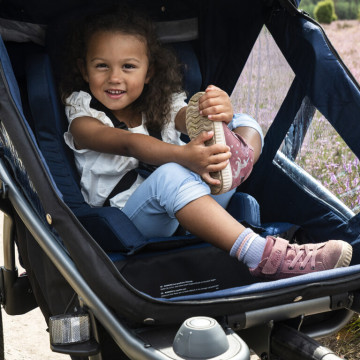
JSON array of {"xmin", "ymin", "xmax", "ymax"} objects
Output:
[
  {"xmin": 79, "ymin": 31, "xmax": 151, "ymax": 124},
  {"xmin": 105, "ymin": 89, "xmax": 126, "ymax": 99}
]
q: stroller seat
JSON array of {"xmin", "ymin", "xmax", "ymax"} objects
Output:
[
  {"xmin": 25, "ymin": 49, "xmax": 293, "ymax": 258},
  {"xmin": 10, "ymin": 31, "xmax": 358, "ymax": 302}
]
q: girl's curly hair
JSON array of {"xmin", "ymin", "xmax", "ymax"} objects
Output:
[{"xmin": 60, "ymin": 7, "xmax": 184, "ymax": 132}]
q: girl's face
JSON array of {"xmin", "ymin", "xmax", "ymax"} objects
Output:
[{"xmin": 79, "ymin": 31, "xmax": 151, "ymax": 119}]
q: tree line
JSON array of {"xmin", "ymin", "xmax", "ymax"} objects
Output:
[{"xmin": 300, "ymin": 0, "xmax": 360, "ymax": 21}]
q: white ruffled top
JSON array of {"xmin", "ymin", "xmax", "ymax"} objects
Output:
[{"xmin": 64, "ymin": 90, "xmax": 187, "ymax": 208}]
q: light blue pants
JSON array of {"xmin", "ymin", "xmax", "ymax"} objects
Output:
[{"xmin": 122, "ymin": 163, "xmax": 235, "ymax": 238}]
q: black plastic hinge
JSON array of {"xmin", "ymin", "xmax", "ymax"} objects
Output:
[{"xmin": 330, "ymin": 293, "xmax": 353, "ymax": 310}]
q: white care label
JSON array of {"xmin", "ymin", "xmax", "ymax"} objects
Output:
[{"xmin": 160, "ymin": 278, "xmax": 219, "ymax": 298}]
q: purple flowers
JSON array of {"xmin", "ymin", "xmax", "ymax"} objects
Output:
[{"xmin": 297, "ymin": 123, "xmax": 360, "ymax": 212}]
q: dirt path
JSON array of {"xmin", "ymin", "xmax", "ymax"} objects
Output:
[{"xmin": 2, "ymin": 309, "xmax": 68, "ymax": 360}]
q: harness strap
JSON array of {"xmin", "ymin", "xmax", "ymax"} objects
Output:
[
  {"xmin": 103, "ymin": 169, "xmax": 138, "ymax": 207},
  {"xmin": 90, "ymin": 97, "xmax": 128, "ymax": 130}
]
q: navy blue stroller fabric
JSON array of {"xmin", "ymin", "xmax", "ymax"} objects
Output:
[{"xmin": 1, "ymin": 0, "xmax": 360, "ymax": 327}]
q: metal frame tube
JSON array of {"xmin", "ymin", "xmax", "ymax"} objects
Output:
[
  {"xmin": 271, "ymin": 323, "xmax": 345, "ymax": 360},
  {"xmin": 2, "ymin": 212, "xmax": 16, "ymax": 271},
  {"xmin": 0, "ymin": 159, "xmax": 172, "ymax": 360},
  {"xmin": 274, "ymin": 152, "xmax": 354, "ymax": 220},
  {"xmin": 244, "ymin": 296, "xmax": 331, "ymax": 329},
  {"xmin": 0, "ymin": 154, "xmax": 355, "ymax": 358}
]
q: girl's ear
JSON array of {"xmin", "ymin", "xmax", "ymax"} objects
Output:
[
  {"xmin": 77, "ymin": 58, "xmax": 89, "ymax": 82},
  {"xmin": 145, "ymin": 66, "xmax": 154, "ymax": 84}
]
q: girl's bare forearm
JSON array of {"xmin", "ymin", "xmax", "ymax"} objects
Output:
[
  {"xmin": 174, "ymin": 106, "xmax": 188, "ymax": 134},
  {"xmin": 123, "ymin": 132, "xmax": 185, "ymax": 166},
  {"xmin": 71, "ymin": 117, "xmax": 185, "ymax": 166}
]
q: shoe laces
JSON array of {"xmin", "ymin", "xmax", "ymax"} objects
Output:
[{"xmin": 288, "ymin": 243, "xmax": 319, "ymax": 271}]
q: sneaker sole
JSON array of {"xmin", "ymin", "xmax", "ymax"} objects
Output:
[
  {"xmin": 186, "ymin": 92, "xmax": 232, "ymax": 195},
  {"xmin": 335, "ymin": 241, "xmax": 353, "ymax": 268}
]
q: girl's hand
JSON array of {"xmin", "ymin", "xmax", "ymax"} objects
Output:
[
  {"xmin": 198, "ymin": 85, "xmax": 234, "ymax": 124},
  {"xmin": 181, "ymin": 131, "xmax": 231, "ymax": 185}
]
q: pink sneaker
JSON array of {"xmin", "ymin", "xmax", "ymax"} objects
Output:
[
  {"xmin": 186, "ymin": 92, "xmax": 254, "ymax": 195},
  {"xmin": 249, "ymin": 236, "xmax": 353, "ymax": 280}
]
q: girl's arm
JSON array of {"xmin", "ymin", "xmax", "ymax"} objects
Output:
[{"xmin": 70, "ymin": 116, "xmax": 231, "ymax": 185}]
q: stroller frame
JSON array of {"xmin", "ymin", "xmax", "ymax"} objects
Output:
[{"xmin": 1, "ymin": 161, "xmax": 354, "ymax": 358}]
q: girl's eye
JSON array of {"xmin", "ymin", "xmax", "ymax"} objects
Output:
[
  {"xmin": 95, "ymin": 63, "xmax": 108, "ymax": 69},
  {"xmin": 123, "ymin": 64, "xmax": 136, "ymax": 70}
]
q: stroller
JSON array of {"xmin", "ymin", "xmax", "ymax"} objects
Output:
[{"xmin": 0, "ymin": 0, "xmax": 360, "ymax": 359}]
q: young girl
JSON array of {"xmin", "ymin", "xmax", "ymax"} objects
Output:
[{"xmin": 61, "ymin": 8, "xmax": 352, "ymax": 280}]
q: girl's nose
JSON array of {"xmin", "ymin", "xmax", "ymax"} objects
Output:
[{"xmin": 108, "ymin": 69, "xmax": 122, "ymax": 83}]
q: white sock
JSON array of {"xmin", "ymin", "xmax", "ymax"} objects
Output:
[{"xmin": 230, "ymin": 228, "xmax": 266, "ymax": 268}]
